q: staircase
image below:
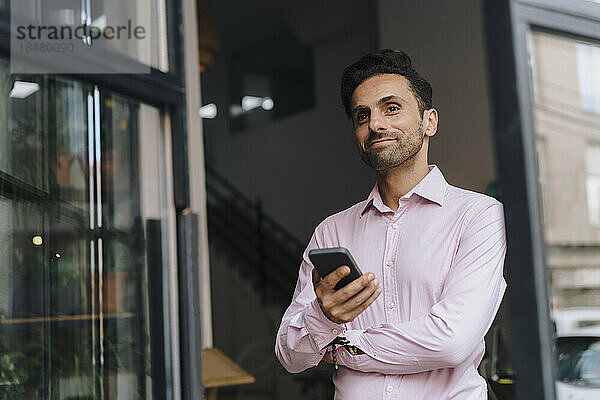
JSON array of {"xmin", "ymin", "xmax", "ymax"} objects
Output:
[
  {"xmin": 204, "ymin": 165, "xmax": 335, "ymax": 400},
  {"xmin": 205, "ymin": 164, "xmax": 304, "ymax": 305}
]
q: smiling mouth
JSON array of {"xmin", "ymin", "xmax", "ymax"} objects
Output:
[{"xmin": 369, "ymin": 138, "xmax": 396, "ymax": 148}]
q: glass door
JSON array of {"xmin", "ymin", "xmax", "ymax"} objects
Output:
[
  {"xmin": 0, "ymin": 60, "xmax": 174, "ymax": 399},
  {"xmin": 484, "ymin": 1, "xmax": 600, "ymax": 399},
  {"xmin": 527, "ymin": 25, "xmax": 600, "ymax": 400}
]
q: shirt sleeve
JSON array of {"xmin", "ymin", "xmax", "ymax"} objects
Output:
[
  {"xmin": 275, "ymin": 224, "xmax": 346, "ymax": 373},
  {"xmin": 337, "ymin": 202, "xmax": 508, "ymax": 374}
]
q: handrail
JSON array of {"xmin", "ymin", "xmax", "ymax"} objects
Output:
[
  {"xmin": 204, "ymin": 163, "xmax": 306, "ymax": 302},
  {"xmin": 204, "ymin": 164, "xmax": 305, "ymax": 252}
]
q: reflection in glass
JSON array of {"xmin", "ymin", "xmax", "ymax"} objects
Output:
[
  {"xmin": 0, "ymin": 60, "xmax": 167, "ymax": 398},
  {"xmin": 576, "ymin": 43, "xmax": 600, "ymax": 114},
  {"xmin": 556, "ymin": 337, "xmax": 600, "ymax": 388},
  {"xmin": 528, "ymin": 29, "xmax": 600, "ymax": 400},
  {"xmin": 8, "ymin": 0, "xmax": 169, "ymax": 72},
  {"xmin": 81, "ymin": 0, "xmax": 170, "ymax": 72},
  {"xmin": 0, "ymin": 59, "xmax": 45, "ymax": 190},
  {"xmin": 528, "ymin": 30, "xmax": 600, "ymax": 308},
  {"xmin": 586, "ymin": 143, "xmax": 600, "ymax": 226}
]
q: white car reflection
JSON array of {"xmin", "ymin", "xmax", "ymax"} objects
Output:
[{"xmin": 552, "ymin": 308, "xmax": 600, "ymax": 400}]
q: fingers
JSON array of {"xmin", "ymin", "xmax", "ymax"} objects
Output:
[
  {"xmin": 321, "ymin": 265, "xmax": 350, "ymax": 290},
  {"xmin": 340, "ymin": 284, "xmax": 382, "ymax": 322},
  {"xmin": 313, "ymin": 265, "xmax": 381, "ymax": 324},
  {"xmin": 331, "ymin": 272, "xmax": 376, "ymax": 303},
  {"xmin": 341, "ymin": 278, "xmax": 379, "ymax": 311},
  {"xmin": 326, "ymin": 279, "xmax": 381, "ymax": 323}
]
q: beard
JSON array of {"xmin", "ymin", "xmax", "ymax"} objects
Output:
[{"xmin": 359, "ymin": 121, "xmax": 425, "ymax": 171}]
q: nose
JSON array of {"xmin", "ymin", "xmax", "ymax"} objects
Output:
[{"xmin": 368, "ymin": 109, "xmax": 387, "ymax": 132}]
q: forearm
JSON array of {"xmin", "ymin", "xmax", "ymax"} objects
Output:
[{"xmin": 337, "ymin": 274, "xmax": 506, "ymax": 374}]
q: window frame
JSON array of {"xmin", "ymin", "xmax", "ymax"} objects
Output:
[
  {"xmin": 483, "ymin": 0, "xmax": 600, "ymax": 399},
  {"xmin": 0, "ymin": 0, "xmax": 201, "ymax": 398}
]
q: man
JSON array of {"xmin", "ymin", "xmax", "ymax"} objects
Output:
[{"xmin": 275, "ymin": 49, "xmax": 507, "ymax": 399}]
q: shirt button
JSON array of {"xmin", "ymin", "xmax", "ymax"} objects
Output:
[
  {"xmin": 387, "ymin": 385, "xmax": 393, "ymax": 392},
  {"xmin": 391, "ymin": 223, "xmax": 398, "ymax": 229},
  {"xmin": 386, "ymin": 261, "xmax": 393, "ymax": 267},
  {"xmin": 388, "ymin": 302, "xmax": 395, "ymax": 309},
  {"xmin": 331, "ymin": 328, "xmax": 339, "ymax": 335}
]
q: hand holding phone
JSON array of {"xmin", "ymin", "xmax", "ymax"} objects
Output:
[{"xmin": 309, "ymin": 247, "xmax": 381, "ymax": 324}]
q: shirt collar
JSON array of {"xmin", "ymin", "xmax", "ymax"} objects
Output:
[{"xmin": 360, "ymin": 164, "xmax": 449, "ymax": 216}]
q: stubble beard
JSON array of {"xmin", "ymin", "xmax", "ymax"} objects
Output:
[{"xmin": 359, "ymin": 122, "xmax": 425, "ymax": 171}]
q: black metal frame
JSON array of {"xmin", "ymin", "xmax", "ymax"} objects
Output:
[
  {"xmin": 483, "ymin": 0, "xmax": 600, "ymax": 399},
  {"xmin": 0, "ymin": 0, "xmax": 202, "ymax": 398},
  {"xmin": 176, "ymin": 213, "xmax": 204, "ymax": 400}
]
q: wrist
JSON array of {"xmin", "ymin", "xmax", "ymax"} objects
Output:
[
  {"xmin": 304, "ymin": 298, "xmax": 346, "ymax": 350},
  {"xmin": 318, "ymin": 301, "xmax": 344, "ymax": 324}
]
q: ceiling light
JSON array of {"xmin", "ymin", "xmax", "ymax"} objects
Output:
[
  {"xmin": 10, "ymin": 81, "xmax": 40, "ymax": 99},
  {"xmin": 241, "ymin": 96, "xmax": 263, "ymax": 112},
  {"xmin": 199, "ymin": 103, "xmax": 217, "ymax": 119},
  {"xmin": 261, "ymin": 97, "xmax": 274, "ymax": 110}
]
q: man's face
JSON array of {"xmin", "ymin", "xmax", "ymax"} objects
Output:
[{"xmin": 351, "ymin": 74, "xmax": 428, "ymax": 171}]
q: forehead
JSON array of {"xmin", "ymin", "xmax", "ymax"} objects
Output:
[{"xmin": 351, "ymin": 74, "xmax": 415, "ymax": 108}]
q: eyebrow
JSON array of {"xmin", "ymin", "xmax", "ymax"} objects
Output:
[{"xmin": 352, "ymin": 95, "xmax": 406, "ymax": 116}]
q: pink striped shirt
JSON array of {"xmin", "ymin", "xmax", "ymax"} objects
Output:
[{"xmin": 275, "ymin": 164, "xmax": 507, "ymax": 399}]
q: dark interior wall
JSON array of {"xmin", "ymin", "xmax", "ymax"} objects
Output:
[
  {"xmin": 378, "ymin": 0, "xmax": 498, "ymax": 192},
  {"xmin": 201, "ymin": 0, "xmax": 379, "ymax": 244},
  {"xmin": 200, "ymin": 0, "xmax": 498, "ymax": 244}
]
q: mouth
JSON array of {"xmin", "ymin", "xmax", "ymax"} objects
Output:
[{"xmin": 369, "ymin": 138, "xmax": 396, "ymax": 148}]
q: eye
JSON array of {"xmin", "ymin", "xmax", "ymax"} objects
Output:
[
  {"xmin": 386, "ymin": 104, "xmax": 400, "ymax": 112},
  {"xmin": 355, "ymin": 112, "xmax": 368, "ymax": 123}
]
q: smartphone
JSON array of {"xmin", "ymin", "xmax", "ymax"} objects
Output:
[{"xmin": 308, "ymin": 247, "xmax": 363, "ymax": 291}]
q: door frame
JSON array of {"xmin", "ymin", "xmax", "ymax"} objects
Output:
[{"xmin": 483, "ymin": 0, "xmax": 600, "ymax": 399}]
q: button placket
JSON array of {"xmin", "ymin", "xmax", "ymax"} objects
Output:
[
  {"xmin": 383, "ymin": 217, "xmax": 400, "ymax": 322},
  {"xmin": 388, "ymin": 216, "xmax": 402, "ymax": 325}
]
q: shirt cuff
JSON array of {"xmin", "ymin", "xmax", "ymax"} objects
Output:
[
  {"xmin": 342, "ymin": 329, "xmax": 367, "ymax": 351},
  {"xmin": 303, "ymin": 298, "xmax": 346, "ymax": 350},
  {"xmin": 342, "ymin": 328, "xmax": 418, "ymax": 366}
]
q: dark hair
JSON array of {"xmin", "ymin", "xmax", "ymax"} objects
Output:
[{"xmin": 340, "ymin": 49, "xmax": 433, "ymax": 120}]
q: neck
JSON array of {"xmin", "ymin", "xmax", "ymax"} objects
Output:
[{"xmin": 375, "ymin": 156, "xmax": 430, "ymax": 212}]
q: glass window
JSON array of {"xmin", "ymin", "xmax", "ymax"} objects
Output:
[
  {"xmin": 586, "ymin": 143, "xmax": 600, "ymax": 226},
  {"xmin": 535, "ymin": 137, "xmax": 550, "ymax": 225},
  {"xmin": 8, "ymin": 0, "xmax": 169, "ymax": 72},
  {"xmin": 0, "ymin": 59, "xmax": 45, "ymax": 190},
  {"xmin": 555, "ymin": 337, "xmax": 600, "ymax": 388},
  {"xmin": 201, "ymin": 26, "xmax": 315, "ymax": 134},
  {"xmin": 576, "ymin": 42, "xmax": 600, "ymax": 114},
  {"xmin": 228, "ymin": 30, "xmax": 315, "ymax": 132},
  {"xmin": 527, "ymin": 28, "xmax": 600, "ymax": 398},
  {"xmin": 0, "ymin": 60, "xmax": 171, "ymax": 398},
  {"xmin": 82, "ymin": 0, "xmax": 170, "ymax": 72}
]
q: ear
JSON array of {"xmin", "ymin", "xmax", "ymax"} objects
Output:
[{"xmin": 422, "ymin": 108, "xmax": 438, "ymax": 138}]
